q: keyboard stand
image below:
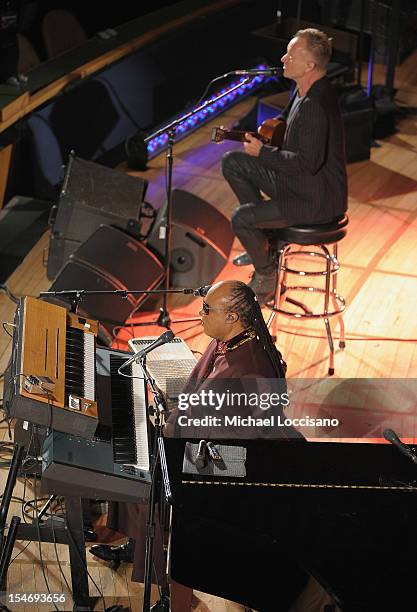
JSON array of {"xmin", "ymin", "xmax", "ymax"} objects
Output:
[{"xmin": 16, "ymin": 496, "xmax": 93, "ymax": 611}]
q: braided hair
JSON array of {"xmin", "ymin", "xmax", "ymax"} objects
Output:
[{"xmin": 228, "ymin": 280, "xmax": 287, "ymax": 378}]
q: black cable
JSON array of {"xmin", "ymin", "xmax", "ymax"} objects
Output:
[
  {"xmin": 9, "ymin": 540, "xmax": 31, "ymax": 564},
  {"xmin": 0, "ymin": 414, "xmax": 10, "ymax": 425},
  {"xmin": 2, "ymin": 322, "xmax": 13, "ymax": 338},
  {"xmin": 32, "ymin": 472, "xmax": 60, "ymax": 612},
  {"xmin": 21, "ymin": 425, "xmax": 37, "ymax": 527},
  {"xmin": 0, "ymin": 495, "xmax": 27, "ymax": 507},
  {"xmin": 0, "ymin": 441, "xmax": 15, "ymax": 452},
  {"xmin": 22, "ymin": 498, "xmax": 52, "ymax": 522},
  {"xmin": 20, "ymin": 457, "xmax": 40, "ymax": 472},
  {"xmin": 192, "ymin": 72, "xmax": 252, "ymax": 110},
  {"xmin": 48, "ymin": 496, "xmax": 73, "ymax": 600},
  {"xmin": 47, "ymin": 391, "xmax": 53, "ymax": 434},
  {"xmin": 0, "ymin": 284, "xmax": 19, "ymax": 304},
  {"xmin": 21, "ymin": 472, "xmax": 29, "ymax": 524},
  {"xmin": 19, "ymin": 423, "xmax": 57, "ymax": 605}
]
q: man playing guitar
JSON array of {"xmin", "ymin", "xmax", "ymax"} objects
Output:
[{"xmin": 221, "ymin": 28, "xmax": 348, "ymax": 302}]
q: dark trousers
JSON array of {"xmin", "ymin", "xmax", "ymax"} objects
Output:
[{"xmin": 222, "ymin": 150, "xmax": 294, "ymax": 273}]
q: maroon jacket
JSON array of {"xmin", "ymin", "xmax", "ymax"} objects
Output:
[{"xmin": 165, "ymin": 337, "xmax": 294, "ymax": 439}]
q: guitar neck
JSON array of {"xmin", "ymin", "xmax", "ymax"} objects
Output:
[{"xmin": 220, "ymin": 130, "xmax": 258, "ymax": 143}]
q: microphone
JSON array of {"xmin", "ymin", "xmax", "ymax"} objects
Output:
[
  {"xmin": 206, "ymin": 441, "xmax": 223, "ymax": 464},
  {"xmin": 120, "ymin": 330, "xmax": 175, "ymax": 369},
  {"xmin": 383, "ymin": 428, "xmax": 417, "ymax": 465},
  {"xmin": 230, "ymin": 67, "xmax": 282, "ymax": 77},
  {"xmin": 195, "ymin": 440, "xmax": 207, "ymax": 469},
  {"xmin": 193, "ymin": 285, "xmax": 211, "ymax": 297}
]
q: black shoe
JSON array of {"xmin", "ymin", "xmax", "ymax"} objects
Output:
[
  {"xmin": 90, "ymin": 540, "xmax": 134, "ymax": 564},
  {"xmin": 150, "ymin": 595, "xmax": 170, "ymax": 611},
  {"xmin": 233, "ymin": 251, "xmax": 253, "ymax": 266},
  {"xmin": 84, "ymin": 527, "xmax": 98, "ymax": 542},
  {"xmin": 248, "ymin": 270, "xmax": 276, "ymax": 303}
]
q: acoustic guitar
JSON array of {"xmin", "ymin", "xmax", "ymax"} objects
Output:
[{"xmin": 211, "ymin": 117, "xmax": 286, "ymax": 148}]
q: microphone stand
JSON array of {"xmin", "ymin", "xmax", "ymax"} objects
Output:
[
  {"xmin": 142, "ymin": 77, "xmax": 250, "ymax": 330},
  {"xmin": 39, "ymin": 287, "xmax": 202, "ymax": 324},
  {"xmin": 137, "ymin": 355, "xmax": 171, "ymax": 612}
]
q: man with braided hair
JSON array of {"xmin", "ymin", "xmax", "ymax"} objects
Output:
[{"xmin": 164, "ymin": 279, "xmax": 296, "ymax": 439}]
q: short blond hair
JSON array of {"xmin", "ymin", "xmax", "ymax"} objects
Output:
[{"xmin": 295, "ymin": 28, "xmax": 332, "ymax": 70}]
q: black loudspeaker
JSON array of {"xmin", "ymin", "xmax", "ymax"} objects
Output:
[
  {"xmin": 48, "ymin": 225, "xmax": 164, "ymax": 338},
  {"xmin": 147, "ymin": 188, "xmax": 234, "ymax": 287},
  {"xmin": 343, "ymin": 107, "xmax": 374, "ymax": 163},
  {"xmin": 339, "ymin": 86, "xmax": 375, "ymax": 162},
  {"xmin": 47, "ymin": 154, "xmax": 148, "ymax": 279}
]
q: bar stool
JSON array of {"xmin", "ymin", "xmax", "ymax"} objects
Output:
[{"xmin": 266, "ymin": 215, "xmax": 348, "ymax": 375}]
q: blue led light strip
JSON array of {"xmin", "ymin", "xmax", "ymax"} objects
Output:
[{"xmin": 146, "ymin": 65, "xmax": 273, "ymax": 158}]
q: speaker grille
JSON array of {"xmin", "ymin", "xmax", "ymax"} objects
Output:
[
  {"xmin": 48, "ymin": 226, "xmax": 164, "ymax": 333},
  {"xmin": 147, "ymin": 188, "xmax": 233, "ymax": 287},
  {"xmin": 47, "ymin": 155, "xmax": 148, "ymax": 279}
]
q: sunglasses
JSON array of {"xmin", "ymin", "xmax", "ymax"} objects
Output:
[{"xmin": 201, "ymin": 301, "xmax": 231, "ymax": 315}]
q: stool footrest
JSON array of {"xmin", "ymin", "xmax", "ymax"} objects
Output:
[
  {"xmin": 281, "ymin": 249, "xmax": 340, "ymax": 277},
  {"xmin": 268, "ymin": 286, "xmax": 345, "ymax": 319},
  {"xmin": 267, "ymin": 235, "xmax": 347, "ymax": 376}
]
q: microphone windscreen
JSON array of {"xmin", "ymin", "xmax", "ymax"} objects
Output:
[
  {"xmin": 383, "ymin": 428, "xmax": 397, "ymax": 442},
  {"xmin": 161, "ymin": 329, "xmax": 175, "ymax": 342},
  {"xmin": 194, "ymin": 285, "xmax": 211, "ymax": 297}
]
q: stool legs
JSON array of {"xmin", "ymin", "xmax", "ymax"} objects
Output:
[
  {"xmin": 265, "ymin": 242, "xmax": 346, "ymax": 376},
  {"xmin": 322, "ymin": 246, "xmax": 335, "ymax": 375},
  {"xmin": 331, "ymin": 244, "xmax": 346, "ymax": 349},
  {"xmin": 266, "ymin": 244, "xmax": 288, "ymax": 330}
]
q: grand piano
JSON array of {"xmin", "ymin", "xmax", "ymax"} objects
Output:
[{"xmin": 163, "ymin": 438, "xmax": 417, "ymax": 611}]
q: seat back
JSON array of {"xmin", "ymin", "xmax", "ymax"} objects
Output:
[
  {"xmin": 17, "ymin": 33, "xmax": 41, "ymax": 74},
  {"xmin": 42, "ymin": 9, "xmax": 87, "ymax": 59}
]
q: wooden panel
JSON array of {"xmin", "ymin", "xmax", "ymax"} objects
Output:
[
  {"xmin": 0, "ymin": 143, "xmax": 13, "ymax": 209},
  {"xmin": 16, "ymin": 297, "xmax": 99, "ymax": 417},
  {"xmin": 0, "ymin": 91, "xmax": 29, "ymax": 122},
  {"xmin": 20, "ymin": 297, "xmax": 66, "ymax": 405}
]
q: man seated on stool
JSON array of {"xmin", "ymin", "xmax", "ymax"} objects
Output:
[
  {"xmin": 90, "ymin": 280, "xmax": 301, "ymax": 611},
  {"xmin": 222, "ymin": 28, "xmax": 347, "ymax": 302}
]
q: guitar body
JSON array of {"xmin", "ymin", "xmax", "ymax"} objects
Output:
[
  {"xmin": 258, "ymin": 118, "xmax": 287, "ymax": 147},
  {"xmin": 211, "ymin": 117, "xmax": 286, "ymax": 148}
]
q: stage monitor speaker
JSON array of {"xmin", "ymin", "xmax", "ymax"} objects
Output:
[
  {"xmin": 48, "ymin": 225, "xmax": 164, "ymax": 338},
  {"xmin": 47, "ymin": 154, "xmax": 148, "ymax": 280},
  {"xmin": 343, "ymin": 107, "xmax": 374, "ymax": 163},
  {"xmin": 147, "ymin": 188, "xmax": 234, "ymax": 287}
]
